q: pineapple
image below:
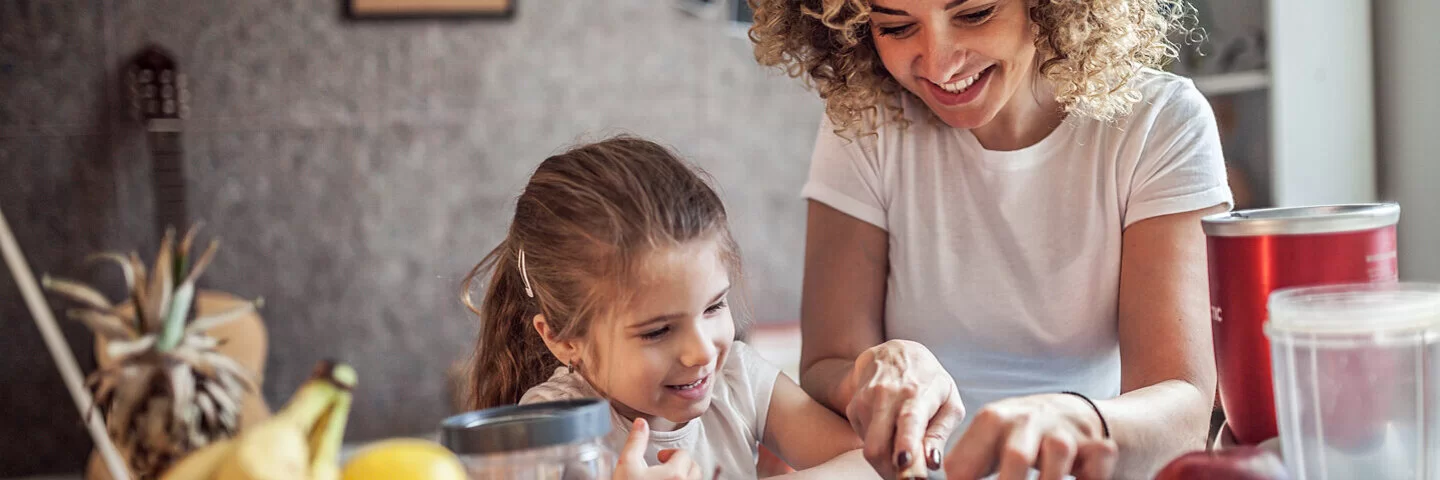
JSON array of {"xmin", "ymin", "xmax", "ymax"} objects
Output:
[{"xmin": 43, "ymin": 226, "xmax": 261, "ymax": 479}]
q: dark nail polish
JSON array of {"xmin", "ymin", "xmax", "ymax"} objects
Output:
[
  {"xmin": 896, "ymin": 450, "xmax": 913, "ymax": 469},
  {"xmin": 927, "ymin": 448, "xmax": 942, "ymax": 470}
]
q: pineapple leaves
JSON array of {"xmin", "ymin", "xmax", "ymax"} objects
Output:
[
  {"xmin": 182, "ymin": 240, "xmax": 219, "ymax": 288},
  {"xmin": 107, "ymin": 363, "xmax": 158, "ymax": 440},
  {"xmin": 125, "ymin": 251, "xmax": 148, "ymax": 330},
  {"xmin": 41, "ymin": 275, "xmax": 112, "ymax": 310},
  {"xmin": 177, "ymin": 223, "xmax": 201, "ymax": 280},
  {"xmin": 106, "ymin": 335, "xmax": 158, "ymax": 362},
  {"xmin": 85, "ymin": 253, "xmax": 136, "ymax": 293},
  {"xmin": 66, "ymin": 309, "xmax": 137, "ymax": 340},
  {"xmin": 40, "ymin": 224, "xmax": 266, "ymax": 478},
  {"xmin": 145, "ymin": 229, "xmax": 176, "ymax": 332},
  {"xmin": 184, "ymin": 298, "xmax": 262, "ymax": 336},
  {"xmin": 156, "ymin": 279, "xmax": 195, "ymax": 352},
  {"xmin": 165, "ymin": 361, "xmax": 196, "ymax": 440}
]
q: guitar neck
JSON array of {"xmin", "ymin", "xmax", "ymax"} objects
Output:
[
  {"xmin": 149, "ymin": 130, "xmax": 186, "ymax": 237},
  {"xmin": 128, "ymin": 45, "xmax": 190, "ymax": 239}
]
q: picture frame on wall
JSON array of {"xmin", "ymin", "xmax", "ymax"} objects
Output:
[{"xmin": 346, "ymin": 0, "xmax": 515, "ymax": 19}]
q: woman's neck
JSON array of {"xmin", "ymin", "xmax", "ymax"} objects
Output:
[{"xmin": 969, "ymin": 77, "xmax": 1067, "ymax": 152}]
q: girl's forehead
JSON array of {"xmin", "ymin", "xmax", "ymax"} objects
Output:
[
  {"xmin": 614, "ymin": 242, "xmax": 730, "ymax": 315},
  {"xmin": 630, "ymin": 238, "xmax": 728, "ymax": 286}
]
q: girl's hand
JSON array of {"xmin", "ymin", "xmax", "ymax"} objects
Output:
[
  {"xmin": 846, "ymin": 340, "xmax": 966, "ymax": 478},
  {"xmin": 943, "ymin": 394, "xmax": 1118, "ymax": 480},
  {"xmin": 614, "ymin": 418, "xmax": 705, "ymax": 480}
]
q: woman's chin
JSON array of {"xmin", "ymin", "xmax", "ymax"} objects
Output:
[
  {"xmin": 916, "ymin": 95, "xmax": 997, "ymax": 130},
  {"xmin": 932, "ymin": 108, "xmax": 996, "ymax": 130}
]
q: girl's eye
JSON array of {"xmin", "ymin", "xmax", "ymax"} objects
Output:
[
  {"xmin": 640, "ymin": 325, "xmax": 670, "ymax": 340},
  {"xmin": 877, "ymin": 24, "xmax": 915, "ymax": 38},
  {"xmin": 704, "ymin": 300, "xmax": 728, "ymax": 316},
  {"xmin": 957, "ymin": 7, "xmax": 995, "ymax": 23}
]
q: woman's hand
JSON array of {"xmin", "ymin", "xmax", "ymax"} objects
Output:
[
  {"xmin": 846, "ymin": 339, "xmax": 966, "ymax": 478},
  {"xmin": 614, "ymin": 418, "xmax": 705, "ymax": 480},
  {"xmin": 943, "ymin": 394, "xmax": 1118, "ymax": 480}
]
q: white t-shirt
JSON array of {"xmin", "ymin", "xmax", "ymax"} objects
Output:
[
  {"xmin": 520, "ymin": 341, "xmax": 781, "ymax": 477},
  {"xmin": 802, "ymin": 69, "xmax": 1232, "ymax": 432}
]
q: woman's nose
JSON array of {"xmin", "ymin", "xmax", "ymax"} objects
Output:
[{"xmin": 919, "ymin": 26, "xmax": 966, "ymax": 82}]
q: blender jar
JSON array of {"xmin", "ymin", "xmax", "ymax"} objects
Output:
[
  {"xmin": 442, "ymin": 398, "xmax": 616, "ymax": 479},
  {"xmin": 1267, "ymin": 282, "xmax": 1440, "ymax": 479}
]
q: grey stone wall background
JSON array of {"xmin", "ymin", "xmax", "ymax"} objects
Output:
[{"xmin": 0, "ymin": 0, "xmax": 821, "ymax": 475}]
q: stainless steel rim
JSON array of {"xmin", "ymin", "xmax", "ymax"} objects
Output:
[{"xmin": 1201, "ymin": 203, "xmax": 1399, "ymax": 237}]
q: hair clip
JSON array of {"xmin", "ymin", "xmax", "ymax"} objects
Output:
[{"xmin": 517, "ymin": 247, "xmax": 535, "ymax": 298}]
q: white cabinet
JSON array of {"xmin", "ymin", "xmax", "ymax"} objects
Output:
[{"xmin": 1177, "ymin": 0, "xmax": 1377, "ymax": 208}]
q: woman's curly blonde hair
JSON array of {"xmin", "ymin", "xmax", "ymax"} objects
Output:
[{"xmin": 749, "ymin": 0, "xmax": 1198, "ymax": 132}]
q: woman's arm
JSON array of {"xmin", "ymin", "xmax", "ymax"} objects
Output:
[
  {"xmin": 762, "ymin": 372, "xmax": 864, "ymax": 470},
  {"xmin": 798, "ymin": 200, "xmax": 888, "ymax": 413},
  {"xmin": 1097, "ymin": 204, "xmax": 1225, "ymax": 477},
  {"xmin": 943, "ymin": 205, "xmax": 1225, "ymax": 480},
  {"xmin": 801, "ymin": 201, "xmax": 965, "ymax": 478}
]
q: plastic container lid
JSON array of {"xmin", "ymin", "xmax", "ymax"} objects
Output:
[
  {"xmin": 1266, "ymin": 283, "xmax": 1440, "ymax": 343},
  {"xmin": 441, "ymin": 399, "xmax": 612, "ymax": 455},
  {"xmin": 1202, "ymin": 203, "xmax": 1399, "ymax": 237}
]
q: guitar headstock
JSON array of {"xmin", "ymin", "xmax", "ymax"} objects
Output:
[{"xmin": 126, "ymin": 45, "xmax": 189, "ymax": 124}]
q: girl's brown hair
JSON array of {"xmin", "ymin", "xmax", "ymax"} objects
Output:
[{"xmin": 461, "ymin": 136, "xmax": 743, "ymax": 410}]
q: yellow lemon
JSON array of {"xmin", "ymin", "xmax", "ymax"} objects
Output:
[{"xmin": 341, "ymin": 438, "xmax": 467, "ymax": 480}]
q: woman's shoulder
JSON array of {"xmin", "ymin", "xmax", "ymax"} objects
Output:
[
  {"xmin": 1127, "ymin": 68, "xmax": 1210, "ymax": 116},
  {"xmin": 1096, "ymin": 68, "xmax": 1213, "ymax": 135}
]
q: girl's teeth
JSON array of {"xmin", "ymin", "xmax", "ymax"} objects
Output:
[{"xmin": 670, "ymin": 378, "xmax": 703, "ymax": 390}]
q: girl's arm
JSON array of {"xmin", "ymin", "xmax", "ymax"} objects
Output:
[
  {"xmin": 766, "ymin": 450, "xmax": 879, "ymax": 480},
  {"xmin": 761, "ymin": 371, "xmax": 878, "ymax": 478}
]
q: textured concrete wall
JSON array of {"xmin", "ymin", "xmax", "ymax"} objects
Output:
[{"xmin": 0, "ymin": 0, "xmax": 821, "ymax": 475}]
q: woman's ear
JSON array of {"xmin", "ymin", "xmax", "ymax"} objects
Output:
[{"xmin": 532, "ymin": 314, "xmax": 582, "ymax": 367}]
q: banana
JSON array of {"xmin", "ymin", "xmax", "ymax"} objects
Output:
[
  {"xmin": 201, "ymin": 360, "xmax": 357, "ymax": 480},
  {"xmin": 214, "ymin": 417, "xmax": 313, "ymax": 480},
  {"xmin": 159, "ymin": 438, "xmax": 236, "ymax": 480},
  {"xmin": 307, "ymin": 377, "xmax": 354, "ymax": 480}
]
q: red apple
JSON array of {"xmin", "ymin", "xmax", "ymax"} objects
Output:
[{"xmin": 1155, "ymin": 446, "xmax": 1290, "ymax": 480}]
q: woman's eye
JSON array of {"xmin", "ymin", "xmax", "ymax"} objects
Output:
[
  {"xmin": 640, "ymin": 326, "xmax": 670, "ymax": 340},
  {"xmin": 877, "ymin": 24, "xmax": 915, "ymax": 37},
  {"xmin": 704, "ymin": 300, "xmax": 728, "ymax": 316},
  {"xmin": 957, "ymin": 7, "xmax": 995, "ymax": 23}
]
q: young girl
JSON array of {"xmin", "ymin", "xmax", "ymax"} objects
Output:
[{"xmin": 462, "ymin": 137, "xmax": 877, "ymax": 479}]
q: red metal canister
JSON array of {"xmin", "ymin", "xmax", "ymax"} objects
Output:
[{"xmin": 1202, "ymin": 203, "xmax": 1400, "ymax": 445}]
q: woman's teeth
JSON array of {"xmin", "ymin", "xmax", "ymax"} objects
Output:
[{"xmin": 939, "ymin": 68, "xmax": 987, "ymax": 94}]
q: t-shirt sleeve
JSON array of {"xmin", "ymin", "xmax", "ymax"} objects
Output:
[
  {"xmin": 724, "ymin": 341, "xmax": 782, "ymax": 442},
  {"xmin": 518, "ymin": 368, "xmax": 592, "ymax": 405},
  {"xmin": 800, "ymin": 114, "xmax": 890, "ymax": 231},
  {"xmin": 1123, "ymin": 80, "xmax": 1235, "ymax": 229}
]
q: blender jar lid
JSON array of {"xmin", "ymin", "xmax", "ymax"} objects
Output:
[
  {"xmin": 1266, "ymin": 282, "xmax": 1440, "ymax": 339},
  {"xmin": 441, "ymin": 398, "xmax": 611, "ymax": 454},
  {"xmin": 1202, "ymin": 203, "xmax": 1399, "ymax": 237}
]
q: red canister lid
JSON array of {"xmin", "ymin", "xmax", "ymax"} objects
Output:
[{"xmin": 1201, "ymin": 203, "xmax": 1400, "ymax": 237}]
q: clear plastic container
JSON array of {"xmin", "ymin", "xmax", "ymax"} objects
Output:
[
  {"xmin": 441, "ymin": 399, "xmax": 617, "ymax": 479},
  {"xmin": 1266, "ymin": 282, "xmax": 1440, "ymax": 479}
]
